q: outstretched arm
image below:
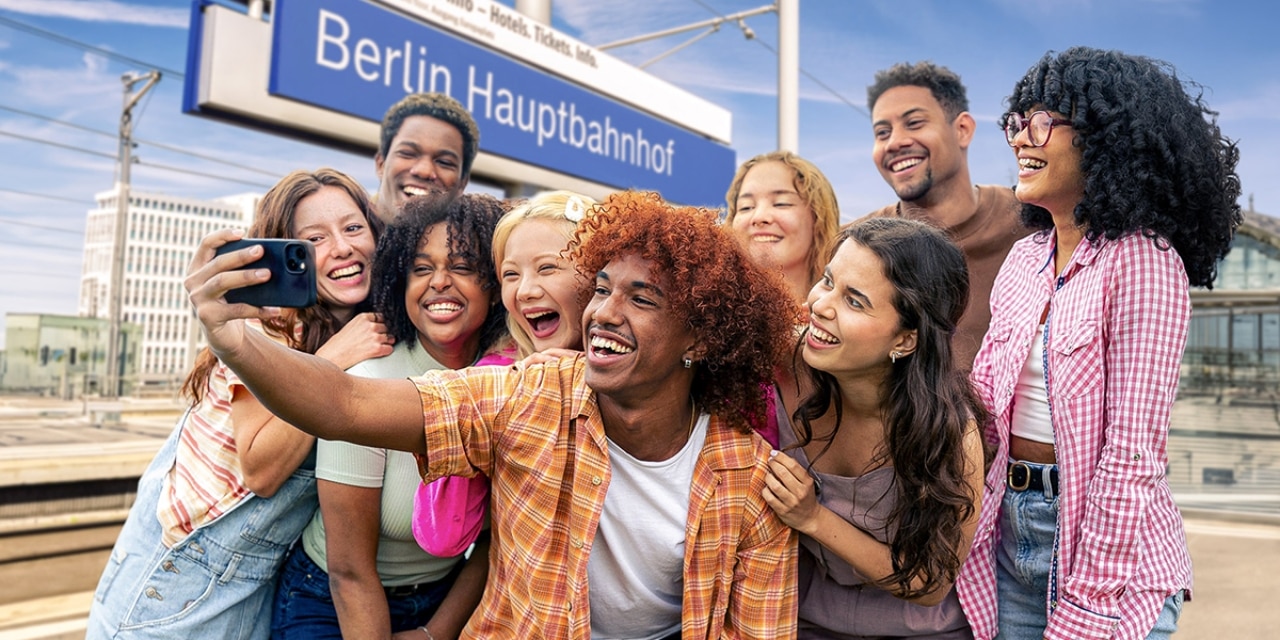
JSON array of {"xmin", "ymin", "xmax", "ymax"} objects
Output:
[
  {"xmin": 232, "ymin": 313, "xmax": 394, "ymax": 495},
  {"xmin": 186, "ymin": 229, "xmax": 424, "ymax": 452}
]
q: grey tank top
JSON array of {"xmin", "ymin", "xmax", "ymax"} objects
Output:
[{"xmin": 779, "ymin": 416, "xmax": 971, "ymax": 639}]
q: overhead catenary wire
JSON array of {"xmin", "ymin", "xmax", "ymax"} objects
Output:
[
  {"xmin": 0, "ymin": 186, "xmax": 87, "ymax": 206},
  {"xmin": 136, "ymin": 160, "xmax": 276, "ymax": 189},
  {"xmin": 0, "ymin": 129, "xmax": 117, "ymax": 160},
  {"xmin": 0, "ymin": 104, "xmax": 284, "ymax": 177},
  {"xmin": 0, "ymin": 213, "xmax": 83, "ymax": 234},
  {"xmin": 687, "ymin": 0, "xmax": 868, "ymax": 118},
  {"xmin": 0, "ymin": 14, "xmax": 184, "ymax": 78}
]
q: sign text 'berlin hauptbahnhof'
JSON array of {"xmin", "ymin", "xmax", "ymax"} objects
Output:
[{"xmin": 185, "ymin": 0, "xmax": 735, "ymax": 206}]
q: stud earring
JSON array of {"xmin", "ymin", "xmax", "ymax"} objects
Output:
[
  {"xmin": 683, "ymin": 356, "xmax": 693, "ymax": 369},
  {"xmin": 890, "ymin": 351, "xmax": 902, "ymax": 363}
]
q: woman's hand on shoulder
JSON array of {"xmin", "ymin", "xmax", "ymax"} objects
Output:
[
  {"xmin": 762, "ymin": 450, "xmax": 822, "ymax": 535},
  {"xmin": 512, "ymin": 347, "xmax": 579, "ymax": 371},
  {"xmin": 315, "ymin": 312, "xmax": 395, "ymax": 370},
  {"xmin": 184, "ymin": 229, "xmax": 278, "ymax": 357}
]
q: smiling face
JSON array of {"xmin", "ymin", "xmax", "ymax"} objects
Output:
[
  {"xmin": 405, "ymin": 222, "xmax": 492, "ymax": 368},
  {"xmin": 500, "ymin": 219, "xmax": 584, "ymax": 352},
  {"xmin": 730, "ymin": 160, "xmax": 816, "ymax": 277},
  {"xmin": 871, "ymin": 85, "xmax": 973, "ymax": 204},
  {"xmin": 374, "ymin": 115, "xmax": 468, "ymax": 223},
  {"xmin": 804, "ymin": 239, "xmax": 916, "ymax": 380},
  {"xmin": 1011, "ymin": 108, "xmax": 1086, "ymax": 220},
  {"xmin": 290, "ymin": 186, "xmax": 377, "ymax": 323},
  {"xmin": 582, "ymin": 254, "xmax": 698, "ymax": 403}
]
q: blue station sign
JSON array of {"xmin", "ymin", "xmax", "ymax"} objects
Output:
[{"xmin": 268, "ymin": 0, "xmax": 735, "ymax": 206}]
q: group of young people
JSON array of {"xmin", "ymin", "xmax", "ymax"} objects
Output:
[{"xmin": 87, "ymin": 45, "xmax": 1241, "ymax": 640}]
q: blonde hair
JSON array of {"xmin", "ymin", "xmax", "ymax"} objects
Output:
[
  {"xmin": 724, "ymin": 151, "xmax": 841, "ymax": 289},
  {"xmin": 491, "ymin": 190, "xmax": 598, "ymax": 357}
]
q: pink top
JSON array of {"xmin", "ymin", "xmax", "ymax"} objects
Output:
[{"xmin": 958, "ymin": 231, "xmax": 1193, "ymax": 640}]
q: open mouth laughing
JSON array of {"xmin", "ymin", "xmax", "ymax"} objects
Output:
[{"xmin": 524, "ymin": 309, "xmax": 562, "ymax": 338}]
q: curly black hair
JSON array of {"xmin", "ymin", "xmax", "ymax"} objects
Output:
[
  {"xmin": 795, "ymin": 218, "xmax": 990, "ymax": 600},
  {"xmin": 569, "ymin": 191, "xmax": 796, "ymax": 432},
  {"xmin": 379, "ymin": 93, "xmax": 481, "ymax": 179},
  {"xmin": 1007, "ymin": 47, "xmax": 1241, "ymax": 287},
  {"xmin": 370, "ymin": 193, "xmax": 508, "ymax": 356},
  {"xmin": 867, "ymin": 61, "xmax": 969, "ymax": 120}
]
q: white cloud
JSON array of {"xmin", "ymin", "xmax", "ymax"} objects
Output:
[
  {"xmin": 1213, "ymin": 83, "xmax": 1280, "ymax": 122},
  {"xmin": 1, "ymin": 57, "xmax": 120, "ymax": 107},
  {"xmin": 82, "ymin": 50, "xmax": 108, "ymax": 74},
  {"xmin": 0, "ymin": 0, "xmax": 188, "ymax": 28}
]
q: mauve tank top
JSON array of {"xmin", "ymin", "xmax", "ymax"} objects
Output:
[{"xmin": 780, "ymin": 422, "xmax": 972, "ymax": 639}]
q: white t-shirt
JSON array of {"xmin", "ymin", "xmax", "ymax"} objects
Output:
[{"xmin": 588, "ymin": 413, "xmax": 710, "ymax": 640}]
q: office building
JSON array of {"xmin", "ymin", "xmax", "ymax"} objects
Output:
[{"xmin": 79, "ymin": 186, "xmax": 258, "ymax": 390}]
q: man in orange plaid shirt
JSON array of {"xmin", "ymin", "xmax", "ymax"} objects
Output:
[{"xmin": 187, "ymin": 191, "xmax": 799, "ymax": 639}]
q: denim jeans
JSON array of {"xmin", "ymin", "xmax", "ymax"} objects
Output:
[
  {"xmin": 994, "ymin": 462, "xmax": 1182, "ymax": 640},
  {"xmin": 271, "ymin": 544, "xmax": 461, "ymax": 640},
  {"xmin": 87, "ymin": 414, "xmax": 318, "ymax": 640}
]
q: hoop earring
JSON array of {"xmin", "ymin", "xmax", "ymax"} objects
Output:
[{"xmin": 683, "ymin": 356, "xmax": 693, "ymax": 369}]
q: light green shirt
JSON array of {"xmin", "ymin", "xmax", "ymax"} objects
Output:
[{"xmin": 300, "ymin": 341, "xmax": 459, "ymax": 586}]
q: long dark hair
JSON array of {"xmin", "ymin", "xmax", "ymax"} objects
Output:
[
  {"xmin": 794, "ymin": 218, "xmax": 989, "ymax": 599},
  {"xmin": 1007, "ymin": 47, "xmax": 1241, "ymax": 287}
]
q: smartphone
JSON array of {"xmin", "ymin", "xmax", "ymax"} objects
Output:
[{"xmin": 214, "ymin": 239, "xmax": 317, "ymax": 308}]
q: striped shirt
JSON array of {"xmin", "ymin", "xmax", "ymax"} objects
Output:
[
  {"xmin": 958, "ymin": 231, "xmax": 1193, "ymax": 640},
  {"xmin": 157, "ymin": 321, "xmax": 292, "ymax": 547},
  {"xmin": 413, "ymin": 354, "xmax": 798, "ymax": 640}
]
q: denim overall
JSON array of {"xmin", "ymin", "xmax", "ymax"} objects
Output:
[{"xmin": 86, "ymin": 411, "xmax": 317, "ymax": 640}]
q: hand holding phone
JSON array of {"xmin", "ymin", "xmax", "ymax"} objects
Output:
[{"xmin": 213, "ymin": 239, "xmax": 317, "ymax": 308}]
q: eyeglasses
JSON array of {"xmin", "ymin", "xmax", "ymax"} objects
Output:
[{"xmin": 1003, "ymin": 111, "xmax": 1072, "ymax": 147}]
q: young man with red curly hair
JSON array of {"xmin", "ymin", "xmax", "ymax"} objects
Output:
[{"xmin": 185, "ymin": 191, "xmax": 799, "ymax": 639}]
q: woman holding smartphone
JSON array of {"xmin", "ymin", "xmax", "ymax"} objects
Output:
[
  {"xmin": 271, "ymin": 193, "xmax": 508, "ymax": 640},
  {"xmin": 86, "ymin": 168, "xmax": 392, "ymax": 640}
]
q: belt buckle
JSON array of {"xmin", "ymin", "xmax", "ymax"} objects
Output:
[{"xmin": 1008, "ymin": 461, "xmax": 1032, "ymax": 491}]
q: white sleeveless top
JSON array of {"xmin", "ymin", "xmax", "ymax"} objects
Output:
[{"xmin": 1011, "ymin": 323, "xmax": 1054, "ymax": 444}]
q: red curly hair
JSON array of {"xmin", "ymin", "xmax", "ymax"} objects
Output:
[{"xmin": 569, "ymin": 191, "xmax": 794, "ymax": 432}]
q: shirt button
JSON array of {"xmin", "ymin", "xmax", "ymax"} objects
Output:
[
  {"xmin": 591, "ymin": 476, "xmax": 602, "ymax": 486},
  {"xmin": 572, "ymin": 537, "xmax": 584, "ymax": 549},
  {"xmin": 1132, "ymin": 453, "xmax": 1142, "ymax": 461},
  {"xmin": 144, "ymin": 587, "xmax": 163, "ymax": 600}
]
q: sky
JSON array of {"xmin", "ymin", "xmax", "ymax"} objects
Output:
[{"xmin": 0, "ymin": 0, "xmax": 1276, "ymax": 346}]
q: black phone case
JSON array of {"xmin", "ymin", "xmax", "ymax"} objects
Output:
[{"xmin": 214, "ymin": 239, "xmax": 318, "ymax": 308}]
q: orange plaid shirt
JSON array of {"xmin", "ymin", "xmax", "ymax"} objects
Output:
[{"xmin": 413, "ymin": 354, "xmax": 798, "ymax": 639}]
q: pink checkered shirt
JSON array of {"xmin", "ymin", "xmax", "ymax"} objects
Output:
[{"xmin": 958, "ymin": 231, "xmax": 1193, "ymax": 640}]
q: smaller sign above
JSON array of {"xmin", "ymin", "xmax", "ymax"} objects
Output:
[{"xmin": 373, "ymin": 0, "xmax": 731, "ymax": 144}]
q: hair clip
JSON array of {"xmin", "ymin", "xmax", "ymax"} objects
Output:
[{"xmin": 564, "ymin": 195, "xmax": 586, "ymax": 223}]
